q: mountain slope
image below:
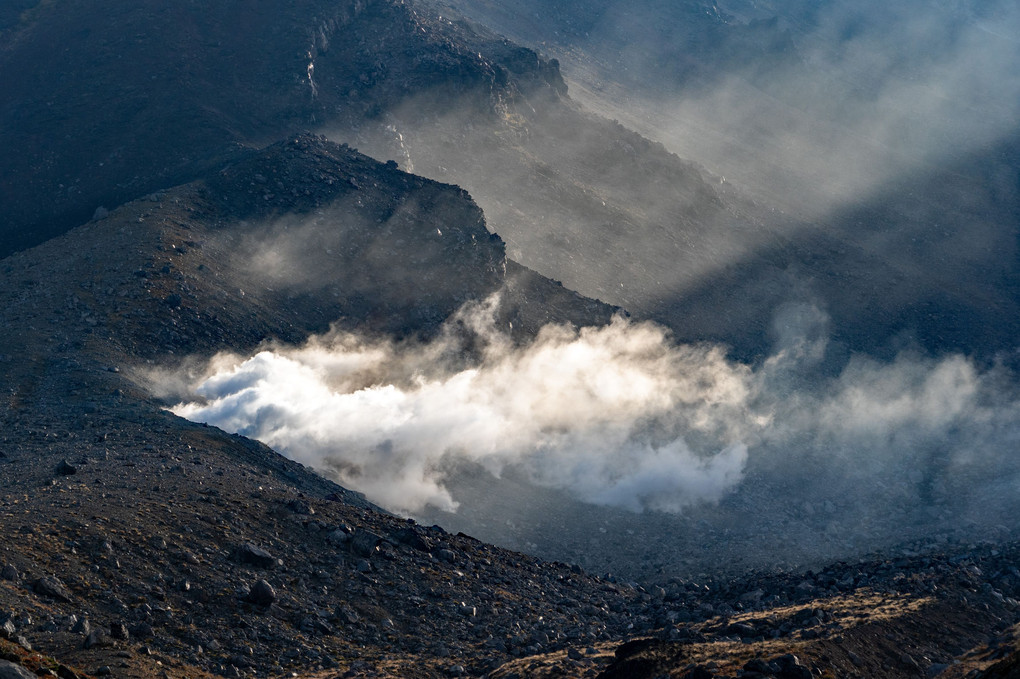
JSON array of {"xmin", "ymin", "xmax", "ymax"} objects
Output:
[
  {"xmin": 1, "ymin": 0, "xmax": 776, "ymax": 354},
  {"xmin": 0, "ymin": 134, "xmax": 625, "ymax": 678},
  {"xmin": 0, "ymin": 0, "xmax": 566, "ymax": 257}
]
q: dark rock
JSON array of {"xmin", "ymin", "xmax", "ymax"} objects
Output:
[
  {"xmin": 246, "ymin": 579, "xmax": 276, "ymax": 606},
  {"xmin": 110, "ymin": 622, "xmax": 130, "ymax": 640},
  {"xmin": 71, "ymin": 617, "xmax": 91, "ymax": 636},
  {"xmin": 600, "ymin": 638, "xmax": 688, "ymax": 679},
  {"xmin": 128, "ymin": 622, "xmax": 153, "ymax": 639},
  {"xmin": 326, "ymin": 529, "xmax": 350, "ymax": 546},
  {"xmin": 55, "ymin": 459, "xmax": 77, "ymax": 476},
  {"xmin": 313, "ymin": 619, "xmax": 335, "ymax": 636},
  {"xmin": 0, "ymin": 660, "xmax": 36, "ymax": 679},
  {"xmin": 286, "ymin": 499, "xmax": 314, "ymax": 515},
  {"xmin": 729, "ymin": 622, "xmax": 757, "ymax": 638},
  {"xmin": 0, "ymin": 620, "xmax": 14, "ymax": 639},
  {"xmin": 671, "ymin": 627, "xmax": 707, "ymax": 643},
  {"xmin": 34, "ymin": 575, "xmax": 73, "ymax": 602},
  {"xmin": 773, "ymin": 654, "xmax": 812, "ymax": 679},
  {"xmin": 351, "ymin": 529, "xmax": 383, "ymax": 557},
  {"xmin": 0, "ymin": 564, "xmax": 18, "ymax": 581},
  {"xmin": 743, "ymin": 658, "xmax": 774, "ymax": 674},
  {"xmin": 335, "ymin": 605, "xmax": 359, "ymax": 625},
  {"xmin": 56, "ymin": 666, "xmax": 81, "ymax": 679},
  {"xmin": 391, "ymin": 526, "xmax": 433, "ymax": 553},
  {"xmin": 232, "ymin": 543, "xmax": 278, "ymax": 569},
  {"xmin": 84, "ymin": 629, "xmax": 113, "ymax": 649}
]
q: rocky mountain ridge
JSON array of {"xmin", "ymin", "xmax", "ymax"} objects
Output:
[{"xmin": 0, "ymin": 0, "xmax": 566, "ymax": 258}]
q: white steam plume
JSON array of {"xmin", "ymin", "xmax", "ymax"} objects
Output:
[
  {"xmin": 168, "ymin": 297, "xmax": 1020, "ymax": 527},
  {"xmin": 171, "ymin": 298, "xmax": 751, "ymax": 514}
]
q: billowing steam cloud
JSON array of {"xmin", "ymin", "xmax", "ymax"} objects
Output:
[
  {"xmin": 171, "ymin": 298, "xmax": 750, "ymax": 514},
  {"xmin": 168, "ymin": 297, "xmax": 1020, "ymax": 526}
]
